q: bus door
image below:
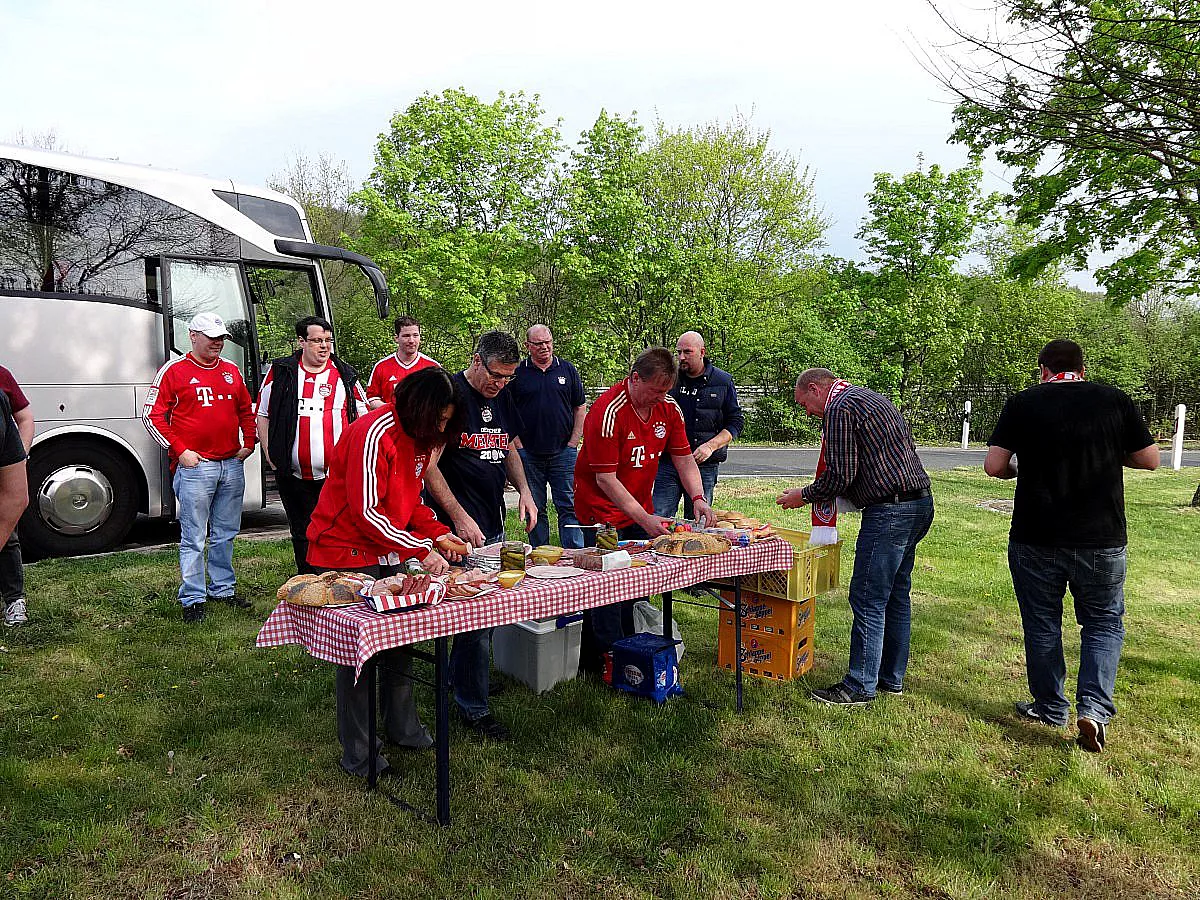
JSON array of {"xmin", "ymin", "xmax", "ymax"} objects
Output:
[{"xmin": 245, "ymin": 264, "xmax": 322, "ymax": 370}]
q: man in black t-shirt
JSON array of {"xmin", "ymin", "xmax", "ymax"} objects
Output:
[
  {"xmin": 426, "ymin": 330, "xmax": 536, "ymax": 741},
  {"xmin": 986, "ymin": 339, "xmax": 1159, "ymax": 753},
  {"xmin": 0, "ymin": 390, "xmax": 29, "ymax": 553}
]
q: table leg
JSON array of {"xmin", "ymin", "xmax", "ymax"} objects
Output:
[
  {"xmin": 661, "ymin": 590, "xmax": 673, "ymax": 645},
  {"xmin": 435, "ymin": 636, "xmax": 451, "ymax": 827},
  {"xmin": 366, "ymin": 658, "xmax": 378, "ymax": 790},
  {"xmin": 734, "ymin": 575, "xmax": 744, "ymax": 713}
]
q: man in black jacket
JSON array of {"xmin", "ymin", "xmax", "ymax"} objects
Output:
[
  {"xmin": 653, "ymin": 331, "xmax": 745, "ymax": 519},
  {"xmin": 256, "ymin": 316, "xmax": 368, "ymax": 574}
]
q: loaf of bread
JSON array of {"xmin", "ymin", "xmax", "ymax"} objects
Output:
[
  {"xmin": 651, "ymin": 533, "xmax": 732, "ymax": 557},
  {"xmin": 277, "ymin": 571, "xmax": 367, "ymax": 607}
]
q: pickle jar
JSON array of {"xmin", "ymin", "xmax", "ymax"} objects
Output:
[
  {"xmin": 500, "ymin": 541, "xmax": 527, "ymax": 571},
  {"xmin": 596, "ymin": 525, "xmax": 619, "ymax": 551}
]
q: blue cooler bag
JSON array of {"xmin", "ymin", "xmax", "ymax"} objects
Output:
[{"xmin": 610, "ymin": 633, "xmax": 683, "ymax": 703}]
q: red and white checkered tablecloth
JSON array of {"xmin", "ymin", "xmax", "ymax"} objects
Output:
[{"xmin": 256, "ymin": 538, "xmax": 793, "ymax": 680}]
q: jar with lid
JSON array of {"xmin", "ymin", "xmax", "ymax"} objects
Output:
[
  {"xmin": 500, "ymin": 541, "xmax": 527, "ymax": 571},
  {"xmin": 596, "ymin": 525, "xmax": 619, "ymax": 551}
]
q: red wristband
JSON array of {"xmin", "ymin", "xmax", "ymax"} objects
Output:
[{"xmin": 691, "ymin": 494, "xmax": 705, "ymax": 503}]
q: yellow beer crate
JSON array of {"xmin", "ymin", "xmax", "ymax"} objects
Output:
[
  {"xmin": 714, "ymin": 527, "xmax": 841, "ymax": 601},
  {"xmin": 718, "ymin": 590, "xmax": 814, "ymax": 639},
  {"xmin": 717, "ymin": 619, "xmax": 814, "ymax": 682}
]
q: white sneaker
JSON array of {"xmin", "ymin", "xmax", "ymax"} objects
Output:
[{"xmin": 4, "ymin": 598, "xmax": 27, "ymax": 626}]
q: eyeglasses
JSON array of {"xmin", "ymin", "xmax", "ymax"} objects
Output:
[
  {"xmin": 480, "ymin": 358, "xmax": 517, "ymax": 383},
  {"xmin": 527, "ymin": 340, "xmax": 552, "ymax": 348},
  {"xmin": 302, "ymin": 337, "xmax": 334, "ymax": 346}
]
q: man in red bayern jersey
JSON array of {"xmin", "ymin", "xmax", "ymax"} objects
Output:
[
  {"xmin": 574, "ymin": 347, "xmax": 716, "ymax": 672},
  {"xmin": 365, "ymin": 315, "xmax": 440, "ymax": 410},
  {"xmin": 142, "ymin": 313, "xmax": 256, "ymax": 623},
  {"xmin": 257, "ymin": 316, "xmax": 368, "ymax": 574}
]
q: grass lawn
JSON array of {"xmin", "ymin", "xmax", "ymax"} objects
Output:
[{"xmin": 2, "ymin": 469, "xmax": 1197, "ymax": 899}]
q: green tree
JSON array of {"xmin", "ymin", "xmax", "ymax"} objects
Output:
[
  {"xmin": 353, "ymin": 88, "xmax": 562, "ymax": 367},
  {"xmin": 932, "ymin": 0, "xmax": 1200, "ymax": 302},
  {"xmin": 855, "ymin": 155, "xmax": 995, "ymax": 408}
]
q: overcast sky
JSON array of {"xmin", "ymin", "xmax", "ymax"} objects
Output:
[{"xmin": 3, "ymin": 0, "xmax": 1078, "ymax": 281}]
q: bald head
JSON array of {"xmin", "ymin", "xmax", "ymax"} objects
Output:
[
  {"xmin": 676, "ymin": 331, "xmax": 706, "ymax": 376},
  {"xmin": 525, "ymin": 323, "xmax": 554, "ymax": 368}
]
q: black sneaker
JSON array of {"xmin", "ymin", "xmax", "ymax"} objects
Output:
[
  {"xmin": 1013, "ymin": 700, "xmax": 1064, "ymax": 727},
  {"xmin": 810, "ymin": 683, "xmax": 873, "ymax": 707},
  {"xmin": 208, "ymin": 593, "xmax": 252, "ymax": 609},
  {"xmin": 877, "ymin": 683, "xmax": 904, "ymax": 696},
  {"xmin": 1076, "ymin": 716, "xmax": 1107, "ymax": 753},
  {"xmin": 464, "ymin": 713, "xmax": 511, "ymax": 741},
  {"xmin": 182, "ymin": 603, "xmax": 207, "ymax": 624}
]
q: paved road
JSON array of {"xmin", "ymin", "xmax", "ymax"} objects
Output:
[{"xmin": 75, "ymin": 446, "xmax": 1200, "ymax": 557}]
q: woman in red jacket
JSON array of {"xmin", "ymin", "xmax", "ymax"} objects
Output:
[{"xmin": 307, "ymin": 367, "xmax": 468, "ymax": 778}]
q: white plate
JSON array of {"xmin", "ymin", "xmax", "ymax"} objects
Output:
[{"xmin": 525, "ymin": 564, "xmax": 587, "ymax": 579}]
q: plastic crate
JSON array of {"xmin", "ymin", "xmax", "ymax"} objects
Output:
[
  {"xmin": 492, "ymin": 614, "xmax": 582, "ymax": 693},
  {"xmin": 718, "ymin": 590, "xmax": 814, "ymax": 639},
  {"xmin": 715, "ymin": 529, "xmax": 841, "ymax": 601},
  {"xmin": 610, "ymin": 633, "xmax": 683, "ymax": 703},
  {"xmin": 716, "ymin": 624, "xmax": 814, "ymax": 682}
]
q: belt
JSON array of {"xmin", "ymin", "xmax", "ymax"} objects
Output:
[{"xmin": 865, "ymin": 487, "xmax": 931, "ymax": 507}]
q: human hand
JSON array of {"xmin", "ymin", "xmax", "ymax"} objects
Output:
[
  {"xmin": 434, "ymin": 533, "xmax": 470, "ymax": 562},
  {"xmin": 453, "ymin": 514, "xmax": 486, "ymax": 548},
  {"xmin": 776, "ymin": 488, "xmax": 808, "ymax": 510},
  {"xmin": 641, "ymin": 514, "xmax": 671, "ymax": 537},
  {"xmin": 235, "ymin": 447, "xmax": 254, "ymax": 461},
  {"xmin": 693, "ymin": 444, "xmax": 713, "ymax": 464},
  {"xmin": 178, "ymin": 449, "xmax": 202, "ymax": 468},
  {"xmin": 421, "ymin": 549, "xmax": 450, "ymax": 575},
  {"xmin": 693, "ymin": 499, "xmax": 717, "ymax": 527},
  {"xmin": 518, "ymin": 492, "xmax": 538, "ymax": 533}
]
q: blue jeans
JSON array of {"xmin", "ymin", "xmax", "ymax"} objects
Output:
[
  {"xmin": 172, "ymin": 457, "xmax": 246, "ymax": 608},
  {"xmin": 842, "ymin": 495, "xmax": 934, "ymax": 697},
  {"xmin": 579, "ymin": 524, "xmax": 648, "ymax": 672},
  {"xmin": 519, "ymin": 447, "xmax": 584, "ymax": 549},
  {"xmin": 1008, "ymin": 542, "xmax": 1126, "ymax": 725},
  {"xmin": 450, "ymin": 531, "xmax": 505, "ymax": 721},
  {"xmin": 653, "ymin": 457, "xmax": 719, "ymax": 519}
]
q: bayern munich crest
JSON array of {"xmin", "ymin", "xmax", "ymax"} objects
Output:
[
  {"xmin": 481, "ymin": 408, "xmax": 493, "ymax": 423},
  {"xmin": 654, "ymin": 423, "xmax": 666, "ymax": 439},
  {"xmin": 223, "ymin": 372, "xmax": 234, "ymax": 384},
  {"xmin": 318, "ymin": 383, "xmax": 332, "ymax": 397}
]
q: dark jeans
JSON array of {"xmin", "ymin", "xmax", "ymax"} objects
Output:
[
  {"xmin": 580, "ymin": 524, "xmax": 648, "ymax": 672},
  {"xmin": 449, "ymin": 531, "xmax": 505, "ymax": 721},
  {"xmin": 1008, "ymin": 542, "xmax": 1126, "ymax": 725},
  {"xmin": 841, "ymin": 495, "xmax": 934, "ymax": 697},
  {"xmin": 0, "ymin": 532, "xmax": 24, "ymax": 604},
  {"xmin": 326, "ymin": 563, "xmax": 432, "ymax": 777},
  {"xmin": 276, "ymin": 471, "xmax": 325, "ymax": 575},
  {"xmin": 652, "ymin": 457, "xmax": 719, "ymax": 520},
  {"xmin": 518, "ymin": 447, "xmax": 584, "ymax": 549}
]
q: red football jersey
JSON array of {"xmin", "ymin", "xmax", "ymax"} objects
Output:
[
  {"xmin": 574, "ymin": 379, "xmax": 690, "ymax": 528},
  {"xmin": 256, "ymin": 361, "xmax": 368, "ymax": 480},
  {"xmin": 366, "ymin": 352, "xmax": 440, "ymax": 406},
  {"xmin": 142, "ymin": 354, "xmax": 255, "ymax": 469}
]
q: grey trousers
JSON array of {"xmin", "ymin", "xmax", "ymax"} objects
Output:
[{"xmin": 335, "ymin": 649, "xmax": 433, "ymax": 777}]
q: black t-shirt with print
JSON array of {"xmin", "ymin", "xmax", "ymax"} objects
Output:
[
  {"xmin": 0, "ymin": 391, "xmax": 25, "ymax": 468},
  {"xmin": 988, "ymin": 381, "xmax": 1154, "ymax": 548},
  {"xmin": 430, "ymin": 372, "xmax": 524, "ymax": 540}
]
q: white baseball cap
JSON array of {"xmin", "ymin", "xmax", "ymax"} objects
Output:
[{"xmin": 187, "ymin": 312, "xmax": 231, "ymax": 339}]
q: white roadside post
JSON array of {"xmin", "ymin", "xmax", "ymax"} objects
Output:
[
  {"xmin": 1172, "ymin": 403, "xmax": 1186, "ymax": 471},
  {"xmin": 961, "ymin": 400, "xmax": 972, "ymax": 450}
]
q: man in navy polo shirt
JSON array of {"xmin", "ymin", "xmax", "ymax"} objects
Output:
[
  {"xmin": 654, "ymin": 331, "xmax": 745, "ymax": 520},
  {"xmin": 509, "ymin": 324, "xmax": 587, "ymax": 550}
]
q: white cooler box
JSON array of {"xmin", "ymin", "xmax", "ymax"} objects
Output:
[{"xmin": 492, "ymin": 614, "xmax": 583, "ymax": 693}]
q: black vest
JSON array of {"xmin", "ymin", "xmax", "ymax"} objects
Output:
[{"xmin": 265, "ymin": 352, "xmax": 361, "ymax": 478}]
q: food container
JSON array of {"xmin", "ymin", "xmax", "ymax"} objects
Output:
[
  {"xmin": 596, "ymin": 525, "xmax": 619, "ymax": 551},
  {"xmin": 492, "ymin": 614, "xmax": 583, "ymax": 692},
  {"xmin": 500, "ymin": 541, "xmax": 527, "ymax": 571}
]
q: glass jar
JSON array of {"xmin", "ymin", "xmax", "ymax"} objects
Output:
[
  {"xmin": 597, "ymin": 525, "xmax": 619, "ymax": 551},
  {"xmin": 500, "ymin": 541, "xmax": 527, "ymax": 571}
]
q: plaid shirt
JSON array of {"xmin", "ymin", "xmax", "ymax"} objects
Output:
[{"xmin": 801, "ymin": 385, "xmax": 929, "ymax": 509}]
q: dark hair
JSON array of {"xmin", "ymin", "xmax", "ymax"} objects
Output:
[
  {"xmin": 295, "ymin": 315, "xmax": 334, "ymax": 339},
  {"xmin": 1037, "ymin": 339, "xmax": 1084, "ymax": 375},
  {"xmin": 631, "ymin": 347, "xmax": 677, "ymax": 383},
  {"xmin": 393, "ymin": 315, "xmax": 420, "ymax": 335},
  {"xmin": 476, "ymin": 330, "xmax": 520, "ymax": 366},
  {"xmin": 393, "ymin": 367, "xmax": 465, "ymax": 452}
]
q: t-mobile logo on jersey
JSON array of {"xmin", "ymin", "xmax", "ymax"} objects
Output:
[
  {"xmin": 630, "ymin": 445, "xmax": 645, "ymax": 468},
  {"xmin": 195, "ymin": 386, "xmax": 215, "ymax": 407}
]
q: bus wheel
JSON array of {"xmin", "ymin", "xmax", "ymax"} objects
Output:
[{"xmin": 20, "ymin": 439, "xmax": 140, "ymax": 558}]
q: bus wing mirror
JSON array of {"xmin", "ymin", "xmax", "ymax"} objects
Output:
[{"xmin": 273, "ymin": 239, "xmax": 390, "ymax": 318}]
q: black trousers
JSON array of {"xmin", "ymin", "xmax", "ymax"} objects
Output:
[
  {"xmin": 580, "ymin": 524, "xmax": 648, "ymax": 673},
  {"xmin": 0, "ymin": 532, "xmax": 24, "ymax": 603},
  {"xmin": 276, "ymin": 472, "xmax": 325, "ymax": 575}
]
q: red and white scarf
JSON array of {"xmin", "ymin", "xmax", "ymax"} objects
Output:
[{"xmin": 810, "ymin": 379, "xmax": 852, "ymax": 547}]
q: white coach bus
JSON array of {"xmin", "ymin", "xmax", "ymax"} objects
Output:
[{"xmin": 0, "ymin": 145, "xmax": 389, "ymax": 557}]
